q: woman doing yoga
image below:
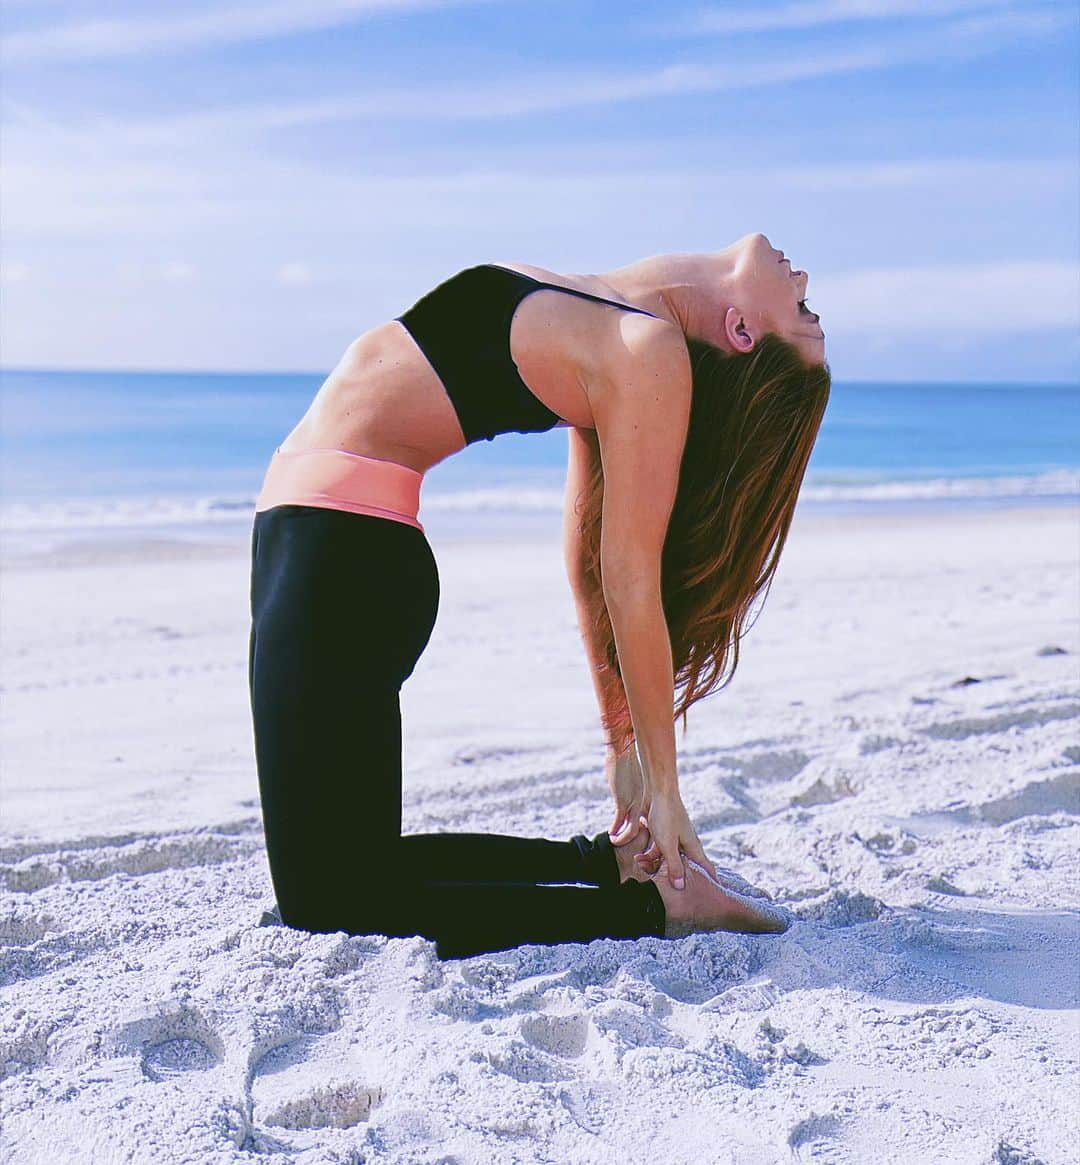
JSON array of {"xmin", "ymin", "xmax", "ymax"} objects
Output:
[{"xmin": 248, "ymin": 231, "xmax": 831, "ymax": 959}]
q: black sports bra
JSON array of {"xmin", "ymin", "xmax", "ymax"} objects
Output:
[{"xmin": 394, "ymin": 263, "xmax": 661, "ymax": 446}]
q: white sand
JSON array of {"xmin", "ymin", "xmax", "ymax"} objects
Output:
[{"xmin": 1, "ymin": 503, "xmax": 1077, "ymax": 1164}]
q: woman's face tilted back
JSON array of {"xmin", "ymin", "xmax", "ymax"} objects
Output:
[{"xmin": 720, "ymin": 232, "xmax": 826, "ymax": 368}]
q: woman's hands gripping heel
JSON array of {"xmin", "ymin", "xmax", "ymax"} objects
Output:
[{"xmin": 605, "ymin": 746, "xmax": 717, "ymax": 891}]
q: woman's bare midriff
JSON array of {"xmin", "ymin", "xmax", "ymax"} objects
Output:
[{"xmin": 275, "ymin": 262, "xmax": 647, "ymax": 475}]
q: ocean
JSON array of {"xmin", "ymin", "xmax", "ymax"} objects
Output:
[{"xmin": 1, "ymin": 368, "xmax": 1077, "ymax": 546}]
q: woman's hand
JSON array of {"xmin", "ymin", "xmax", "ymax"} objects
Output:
[
  {"xmin": 637, "ymin": 788, "xmax": 717, "ymax": 891},
  {"xmin": 605, "ymin": 747, "xmax": 649, "ymax": 846},
  {"xmin": 606, "ymin": 749, "xmax": 716, "ymax": 890}
]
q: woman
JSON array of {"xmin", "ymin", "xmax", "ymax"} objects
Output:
[{"xmin": 248, "ymin": 231, "xmax": 830, "ymax": 959}]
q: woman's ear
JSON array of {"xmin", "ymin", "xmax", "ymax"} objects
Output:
[{"xmin": 723, "ymin": 305, "xmax": 756, "ymax": 353}]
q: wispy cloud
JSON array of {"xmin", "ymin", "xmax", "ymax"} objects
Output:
[
  {"xmin": 5, "ymin": 82, "xmax": 1073, "ymax": 250},
  {"xmin": 114, "ymin": 259, "xmax": 200, "ymax": 285},
  {"xmin": 652, "ymin": 0, "xmax": 1046, "ymax": 37},
  {"xmin": 0, "ymin": 0, "xmax": 495, "ymax": 64},
  {"xmin": 5, "ymin": 103, "xmax": 1070, "ymax": 239},
  {"xmin": 765, "ymin": 157, "xmax": 1075, "ymax": 194},
  {"xmin": 813, "ymin": 261, "xmax": 1080, "ymax": 334},
  {"xmin": 5, "ymin": 5, "xmax": 1065, "ymax": 142},
  {"xmin": 275, "ymin": 262, "xmax": 315, "ymax": 286},
  {"xmin": 160, "ymin": 260, "xmax": 197, "ymax": 283},
  {"xmin": 0, "ymin": 261, "xmax": 32, "ymax": 285}
]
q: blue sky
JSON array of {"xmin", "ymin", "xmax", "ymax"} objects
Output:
[{"xmin": 1, "ymin": 0, "xmax": 1077, "ymax": 381}]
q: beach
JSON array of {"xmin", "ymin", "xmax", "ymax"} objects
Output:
[{"xmin": 1, "ymin": 500, "xmax": 1077, "ymax": 1164}]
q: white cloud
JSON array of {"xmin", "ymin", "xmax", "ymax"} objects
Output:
[
  {"xmin": 779, "ymin": 157, "xmax": 1074, "ymax": 193},
  {"xmin": 107, "ymin": 258, "xmax": 199, "ymax": 286},
  {"xmin": 160, "ymin": 260, "xmax": 196, "ymax": 283},
  {"xmin": 0, "ymin": 261, "xmax": 32, "ymax": 284},
  {"xmin": 1, "ymin": 0, "xmax": 497, "ymax": 65},
  {"xmin": 1, "ymin": 3, "xmax": 1064, "ymax": 143},
  {"xmin": 275, "ymin": 262, "xmax": 315, "ymax": 286},
  {"xmin": 812, "ymin": 261, "xmax": 1080, "ymax": 335},
  {"xmin": 655, "ymin": 0, "xmax": 1032, "ymax": 37},
  {"xmin": 4, "ymin": 107, "xmax": 1071, "ymax": 241}
]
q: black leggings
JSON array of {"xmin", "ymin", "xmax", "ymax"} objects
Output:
[{"xmin": 248, "ymin": 504, "xmax": 665, "ymax": 959}]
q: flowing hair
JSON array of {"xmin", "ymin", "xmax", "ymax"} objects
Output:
[{"xmin": 575, "ymin": 330, "xmax": 832, "ymax": 757}]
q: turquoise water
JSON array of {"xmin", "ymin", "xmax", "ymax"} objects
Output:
[{"xmin": 1, "ymin": 368, "xmax": 1077, "ymax": 535}]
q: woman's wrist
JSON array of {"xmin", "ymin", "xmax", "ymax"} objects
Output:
[
  {"xmin": 638, "ymin": 752, "xmax": 678, "ymax": 793},
  {"xmin": 604, "ymin": 745, "xmax": 677, "ymax": 799},
  {"xmin": 634, "ymin": 736, "xmax": 679, "ymax": 795},
  {"xmin": 644, "ymin": 770, "xmax": 680, "ymax": 797},
  {"xmin": 605, "ymin": 739, "xmax": 636, "ymax": 763}
]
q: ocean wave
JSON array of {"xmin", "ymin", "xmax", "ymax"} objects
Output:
[
  {"xmin": 1, "ymin": 469, "xmax": 1076, "ymax": 533},
  {"xmin": 0, "ymin": 495, "xmax": 258, "ymax": 533},
  {"xmin": 801, "ymin": 467, "xmax": 1079, "ymax": 503}
]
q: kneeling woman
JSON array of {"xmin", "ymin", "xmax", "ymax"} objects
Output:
[{"xmin": 248, "ymin": 233, "xmax": 830, "ymax": 959}]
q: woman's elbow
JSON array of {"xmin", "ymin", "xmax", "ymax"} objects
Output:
[{"xmin": 601, "ymin": 567, "xmax": 662, "ymax": 612}]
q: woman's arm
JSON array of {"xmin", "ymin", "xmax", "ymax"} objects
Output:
[
  {"xmin": 564, "ymin": 425, "xmax": 629, "ymax": 754},
  {"xmin": 566, "ymin": 426, "xmax": 659, "ymax": 843},
  {"xmin": 590, "ymin": 317, "xmax": 689, "ymax": 786},
  {"xmin": 586, "ymin": 316, "xmax": 712, "ymax": 888}
]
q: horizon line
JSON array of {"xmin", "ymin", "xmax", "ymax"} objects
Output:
[{"xmin": 1, "ymin": 363, "xmax": 1077, "ymax": 389}]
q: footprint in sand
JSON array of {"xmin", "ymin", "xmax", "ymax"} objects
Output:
[
  {"xmin": 0, "ymin": 1009, "xmax": 60, "ymax": 1078},
  {"xmin": 100, "ymin": 1002, "xmax": 226, "ymax": 1083},
  {"xmin": 250, "ymin": 1040, "xmax": 384, "ymax": 1133},
  {"xmin": 518, "ymin": 1011, "xmax": 590, "ymax": 1058},
  {"xmin": 793, "ymin": 888, "xmax": 885, "ymax": 927},
  {"xmin": 789, "ymin": 773, "xmax": 858, "ymax": 809},
  {"xmin": 480, "ymin": 1039, "xmax": 573, "ymax": 1083},
  {"xmin": 788, "ymin": 1113, "xmax": 853, "ymax": 1162},
  {"xmin": 260, "ymin": 1079, "xmax": 382, "ymax": 1131},
  {"xmin": 142, "ymin": 1037, "xmax": 219, "ymax": 1082},
  {"xmin": 589, "ymin": 1000, "xmax": 682, "ymax": 1053}
]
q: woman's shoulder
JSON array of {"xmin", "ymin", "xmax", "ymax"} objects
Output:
[
  {"xmin": 601, "ymin": 311, "xmax": 690, "ymax": 382},
  {"xmin": 584, "ymin": 313, "xmax": 691, "ymax": 442}
]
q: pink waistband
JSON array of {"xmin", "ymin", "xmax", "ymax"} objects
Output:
[{"xmin": 254, "ymin": 447, "xmax": 425, "ymax": 533}]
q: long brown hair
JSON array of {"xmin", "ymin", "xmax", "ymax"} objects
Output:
[{"xmin": 575, "ymin": 330, "xmax": 832, "ymax": 757}]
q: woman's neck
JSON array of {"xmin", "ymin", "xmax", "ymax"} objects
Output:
[{"xmin": 596, "ymin": 251, "xmax": 739, "ymax": 350}]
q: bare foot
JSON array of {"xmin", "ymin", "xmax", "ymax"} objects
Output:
[
  {"xmin": 650, "ymin": 859, "xmax": 793, "ymax": 937},
  {"xmin": 611, "ymin": 823, "xmax": 658, "ymax": 883}
]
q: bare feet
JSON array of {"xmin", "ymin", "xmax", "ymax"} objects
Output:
[
  {"xmin": 650, "ymin": 858, "xmax": 793, "ymax": 937},
  {"xmin": 611, "ymin": 823, "xmax": 659, "ymax": 883}
]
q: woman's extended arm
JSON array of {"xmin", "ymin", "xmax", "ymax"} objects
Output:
[
  {"xmin": 565, "ymin": 426, "xmax": 652, "ymax": 840},
  {"xmin": 591, "ymin": 318, "xmax": 687, "ymax": 782},
  {"xmin": 564, "ymin": 425, "xmax": 627, "ymax": 751},
  {"xmin": 585, "ymin": 316, "xmax": 712, "ymax": 889}
]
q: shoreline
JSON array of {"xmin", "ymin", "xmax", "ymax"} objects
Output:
[{"xmin": 1, "ymin": 494, "xmax": 1076, "ymax": 572}]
